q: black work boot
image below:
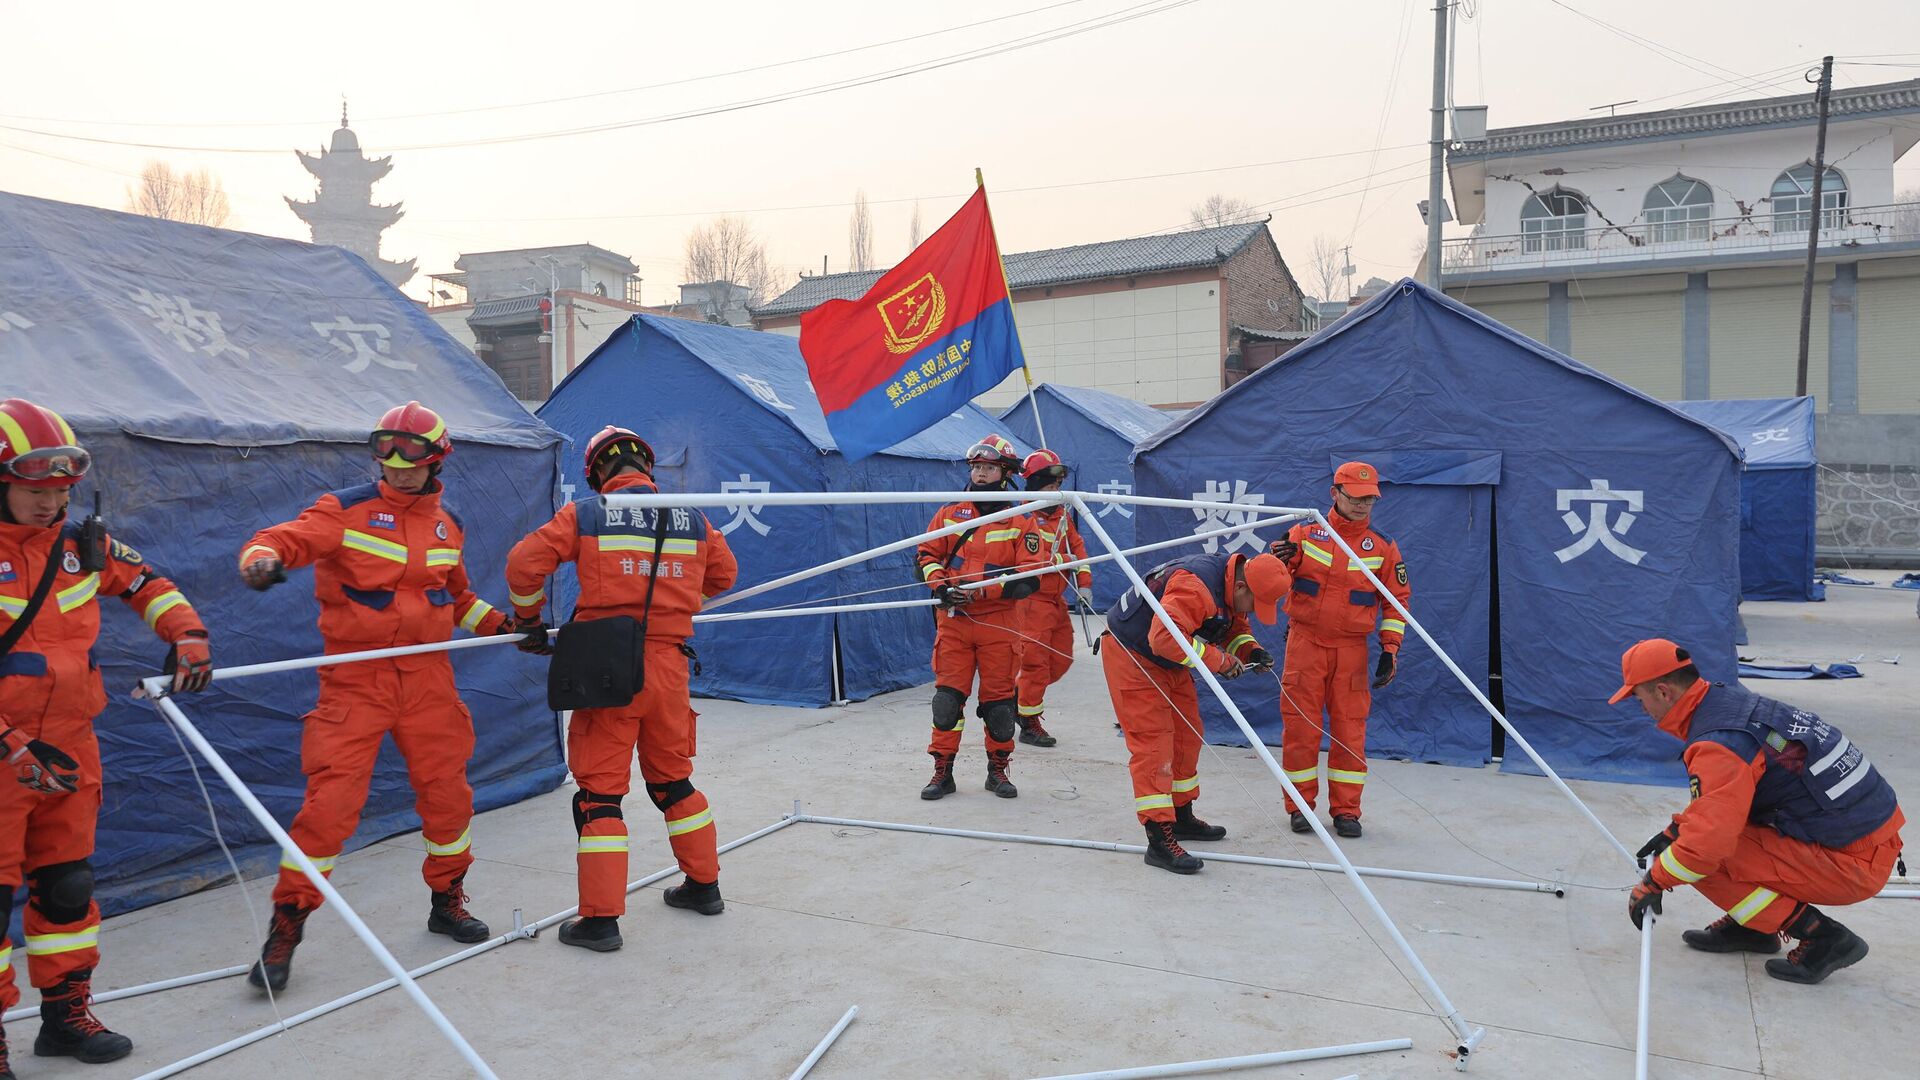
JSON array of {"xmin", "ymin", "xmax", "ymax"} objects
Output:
[
  {"xmin": 1682, "ymin": 915, "xmax": 1783, "ymax": 955},
  {"xmin": 1018, "ymin": 715, "xmax": 1058, "ymax": 747},
  {"xmin": 247, "ymin": 902, "xmax": 311, "ymax": 993},
  {"xmin": 557, "ymin": 915, "xmax": 623, "ymax": 952},
  {"xmin": 1, "ymin": 1017, "xmax": 15, "ymax": 1080},
  {"xmin": 1143, "ymin": 820, "xmax": 1203, "ymax": 874},
  {"xmin": 663, "ymin": 877, "xmax": 725, "ymax": 915},
  {"xmin": 1334, "ymin": 815, "xmax": 1363, "ymax": 838},
  {"xmin": 920, "ymin": 753, "xmax": 957, "ymax": 800},
  {"xmin": 985, "ymin": 750, "xmax": 1018, "ymax": 798},
  {"xmin": 1172, "ymin": 802, "xmax": 1227, "ymax": 841},
  {"xmin": 1767, "ymin": 905, "xmax": 1868, "ymax": 984},
  {"xmin": 428, "ymin": 876, "xmax": 491, "ymax": 943},
  {"xmin": 33, "ymin": 970, "xmax": 132, "ymax": 1064},
  {"xmin": 1289, "ymin": 811, "xmax": 1314, "ymax": 834}
]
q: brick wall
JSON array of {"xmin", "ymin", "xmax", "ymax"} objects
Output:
[{"xmin": 1222, "ymin": 230, "xmax": 1305, "ymax": 334}]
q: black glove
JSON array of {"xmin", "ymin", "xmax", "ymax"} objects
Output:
[
  {"xmin": 241, "ymin": 555, "xmax": 286, "ymax": 591},
  {"xmin": 1628, "ymin": 875, "xmax": 1664, "ymax": 930},
  {"xmin": 1371, "ymin": 650, "xmax": 1397, "ymax": 688},
  {"xmin": 1635, "ymin": 819, "xmax": 1681, "ymax": 869},
  {"xmin": 936, "ymin": 584, "xmax": 972, "ymax": 608},
  {"xmin": 1000, "ymin": 576, "xmax": 1040, "ymax": 601},
  {"xmin": 1267, "ymin": 539, "xmax": 1299, "ymax": 562},
  {"xmin": 513, "ymin": 618, "xmax": 554, "ymax": 655},
  {"xmin": 1246, "ymin": 648, "xmax": 1275, "ymax": 672},
  {"xmin": 4, "ymin": 729, "xmax": 80, "ymax": 795},
  {"xmin": 165, "ymin": 632, "xmax": 213, "ymax": 694}
]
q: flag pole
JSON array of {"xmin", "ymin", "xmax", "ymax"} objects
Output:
[{"xmin": 976, "ymin": 167, "xmax": 1050, "ymax": 451}]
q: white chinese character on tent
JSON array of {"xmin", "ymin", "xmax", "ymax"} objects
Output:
[
  {"xmin": 129, "ymin": 288, "xmax": 249, "ymax": 360},
  {"xmin": 718, "ymin": 475, "xmax": 773, "ymax": 537},
  {"xmin": 1553, "ymin": 479, "xmax": 1648, "ymax": 566},
  {"xmin": 1095, "ymin": 481, "xmax": 1134, "ymax": 518},
  {"xmin": 1190, "ymin": 480, "xmax": 1267, "ymax": 554},
  {"xmin": 1751, "ymin": 427, "xmax": 1791, "ymax": 445},
  {"xmin": 0, "ymin": 312, "xmax": 32, "ymax": 332},
  {"xmin": 311, "ymin": 317, "xmax": 415, "ymax": 374},
  {"xmin": 737, "ymin": 373, "xmax": 796, "ymax": 410}
]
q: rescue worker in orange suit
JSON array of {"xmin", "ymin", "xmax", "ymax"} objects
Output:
[
  {"xmin": 1617, "ymin": 639, "xmax": 1904, "ymax": 984},
  {"xmin": 507, "ymin": 427, "xmax": 737, "ymax": 953},
  {"xmin": 0, "ymin": 399, "xmax": 212, "ymax": 1069},
  {"xmin": 1267, "ymin": 460, "xmax": 1410, "ymax": 839},
  {"xmin": 1012, "ymin": 450, "xmax": 1093, "ymax": 748},
  {"xmin": 916, "ymin": 435, "xmax": 1044, "ymax": 800},
  {"xmin": 237, "ymin": 402, "xmax": 513, "ymax": 992},
  {"xmin": 1101, "ymin": 551, "xmax": 1291, "ymax": 874}
]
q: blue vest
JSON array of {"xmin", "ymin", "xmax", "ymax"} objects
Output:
[
  {"xmin": 574, "ymin": 497, "xmax": 713, "ymax": 547},
  {"xmin": 1687, "ymin": 683, "xmax": 1898, "ymax": 848},
  {"xmin": 1105, "ymin": 553, "xmax": 1232, "ymax": 671}
]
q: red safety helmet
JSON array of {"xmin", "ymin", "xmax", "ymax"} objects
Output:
[
  {"xmin": 1021, "ymin": 449, "xmax": 1068, "ymax": 489},
  {"xmin": 964, "ymin": 434, "xmax": 1021, "ymax": 474},
  {"xmin": 0, "ymin": 398, "xmax": 90, "ymax": 489},
  {"xmin": 583, "ymin": 425, "xmax": 655, "ymax": 491},
  {"xmin": 370, "ymin": 401, "xmax": 452, "ymax": 469}
]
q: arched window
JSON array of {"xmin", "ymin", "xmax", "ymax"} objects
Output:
[
  {"xmin": 1644, "ymin": 176, "xmax": 1713, "ymax": 243},
  {"xmin": 1771, "ymin": 164, "xmax": 1848, "ymax": 232},
  {"xmin": 1520, "ymin": 189, "xmax": 1588, "ymax": 252}
]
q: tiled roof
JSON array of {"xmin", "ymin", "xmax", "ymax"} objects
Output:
[
  {"xmin": 1452, "ymin": 78, "xmax": 1920, "ymax": 160},
  {"xmin": 752, "ymin": 220, "xmax": 1270, "ymax": 317}
]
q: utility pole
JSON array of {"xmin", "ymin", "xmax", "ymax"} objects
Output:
[
  {"xmin": 1796, "ymin": 55, "xmax": 1834, "ymax": 398},
  {"xmin": 1426, "ymin": 0, "xmax": 1450, "ymax": 287}
]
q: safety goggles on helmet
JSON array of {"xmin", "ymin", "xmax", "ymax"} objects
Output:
[
  {"xmin": 369, "ymin": 430, "xmax": 440, "ymax": 465},
  {"xmin": 2, "ymin": 445, "xmax": 92, "ymax": 484},
  {"xmin": 965, "ymin": 441, "xmax": 1015, "ymax": 465}
]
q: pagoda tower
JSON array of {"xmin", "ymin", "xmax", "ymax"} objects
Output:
[{"xmin": 286, "ymin": 103, "xmax": 417, "ymax": 287}]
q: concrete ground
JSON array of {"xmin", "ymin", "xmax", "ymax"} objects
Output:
[{"xmin": 40, "ymin": 578, "xmax": 1920, "ymax": 1079}]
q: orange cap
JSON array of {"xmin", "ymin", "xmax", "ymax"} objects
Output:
[
  {"xmin": 1608, "ymin": 638, "xmax": 1692, "ymax": 704},
  {"xmin": 1242, "ymin": 552, "xmax": 1292, "ymax": 624},
  {"xmin": 1334, "ymin": 460, "xmax": 1382, "ymax": 497}
]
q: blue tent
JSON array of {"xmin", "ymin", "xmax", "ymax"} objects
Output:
[
  {"xmin": 1671, "ymin": 398, "xmax": 1819, "ymax": 602},
  {"xmin": 1133, "ymin": 279, "xmax": 1742, "ymax": 786},
  {"xmin": 0, "ymin": 192, "xmax": 567, "ymax": 914},
  {"xmin": 998, "ymin": 384, "xmax": 1185, "ymax": 607},
  {"xmin": 537, "ymin": 314, "xmax": 1030, "ymax": 708}
]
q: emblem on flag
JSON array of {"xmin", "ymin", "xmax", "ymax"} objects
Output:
[{"xmin": 880, "ymin": 274, "xmax": 948, "ymax": 355}]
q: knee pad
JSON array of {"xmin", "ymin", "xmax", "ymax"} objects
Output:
[
  {"xmin": 931, "ymin": 686, "xmax": 966, "ymax": 731},
  {"xmin": 28, "ymin": 860, "xmax": 94, "ymax": 924},
  {"xmin": 644, "ymin": 778, "xmax": 697, "ymax": 812},
  {"xmin": 571, "ymin": 790, "xmax": 624, "ymax": 834},
  {"xmin": 983, "ymin": 698, "xmax": 1019, "ymax": 742}
]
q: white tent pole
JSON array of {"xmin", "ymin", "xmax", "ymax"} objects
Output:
[
  {"xmin": 796, "ymin": 815, "xmax": 1560, "ymax": 894},
  {"xmin": 965, "ymin": 512, "xmax": 1310, "ymax": 589},
  {"xmin": 599, "ymin": 488, "xmax": 1318, "ymax": 516},
  {"xmin": 1073, "ymin": 496, "xmax": 1481, "ymax": 1055},
  {"xmin": 186, "ymin": 634, "xmax": 525, "ymax": 685},
  {"xmin": 1, "ymin": 965, "xmax": 249, "ymax": 1022},
  {"xmin": 1308, "ymin": 510, "xmax": 1637, "ymax": 866},
  {"xmin": 140, "ymin": 686, "xmax": 498, "ymax": 1080},
  {"xmin": 1025, "ymin": 1037, "xmax": 1413, "ymax": 1080},
  {"xmin": 1874, "ymin": 889, "xmax": 1920, "ymax": 899},
  {"xmin": 699, "ymin": 597, "xmax": 942, "ymax": 623},
  {"xmin": 697, "ymin": 497, "xmax": 1052, "ymax": 612},
  {"xmin": 787, "ymin": 1005, "xmax": 860, "ymax": 1080},
  {"xmin": 1635, "ymin": 916, "xmax": 1655, "ymax": 1080}
]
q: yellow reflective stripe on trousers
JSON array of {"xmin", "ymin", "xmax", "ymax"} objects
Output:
[
  {"xmin": 1300, "ymin": 541, "xmax": 1334, "ymax": 567},
  {"xmin": 1018, "ymin": 702, "xmax": 1045, "ymax": 716},
  {"xmin": 141, "ymin": 589, "xmax": 188, "ymax": 627},
  {"xmin": 1171, "ymin": 775, "xmax": 1199, "ymax": 793},
  {"xmin": 55, "ymin": 573, "xmax": 99, "ymax": 613},
  {"xmin": 424, "ymin": 547, "xmax": 461, "ymax": 567},
  {"xmin": 920, "ymin": 563, "xmax": 942, "ymax": 581},
  {"xmin": 1284, "ymin": 767, "xmax": 1319, "ymax": 784},
  {"xmin": 1729, "ymin": 886, "xmax": 1780, "ymax": 925},
  {"xmin": 25, "ymin": 927, "xmax": 98, "ymax": 956},
  {"xmin": 342, "ymin": 529, "xmax": 409, "ymax": 563},
  {"xmin": 280, "ymin": 851, "xmax": 340, "ymax": 873},
  {"xmin": 1327, "ymin": 768, "xmax": 1367, "ymax": 786},
  {"xmin": 510, "ymin": 586, "xmax": 546, "ymax": 607},
  {"xmin": 1659, "ymin": 847, "xmax": 1705, "ymax": 884},
  {"xmin": 459, "ymin": 599, "xmax": 495, "ymax": 633},
  {"xmin": 424, "ymin": 827, "xmax": 472, "ymax": 857},
  {"xmin": 0, "ymin": 943, "xmax": 11, "ymax": 972},
  {"xmin": 665, "ymin": 807, "xmax": 714, "ymax": 836},
  {"xmin": 577, "ymin": 835, "xmax": 630, "ymax": 854},
  {"xmin": 1381, "ymin": 619, "xmax": 1406, "ymax": 634},
  {"xmin": 1135, "ymin": 793, "xmax": 1174, "ymax": 811}
]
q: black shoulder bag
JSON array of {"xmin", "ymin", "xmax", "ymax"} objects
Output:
[
  {"xmin": 0, "ymin": 530, "xmax": 68, "ymax": 660},
  {"xmin": 546, "ymin": 507, "xmax": 667, "ymax": 711}
]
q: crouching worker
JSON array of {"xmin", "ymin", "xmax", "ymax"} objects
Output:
[
  {"xmin": 1617, "ymin": 639, "xmax": 1904, "ymax": 985},
  {"xmin": 507, "ymin": 427, "xmax": 737, "ymax": 953},
  {"xmin": 1100, "ymin": 550, "xmax": 1290, "ymax": 874}
]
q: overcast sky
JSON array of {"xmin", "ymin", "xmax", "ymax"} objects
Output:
[{"xmin": 5, "ymin": 0, "xmax": 1917, "ymax": 304}]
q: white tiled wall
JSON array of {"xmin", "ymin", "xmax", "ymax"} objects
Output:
[{"xmin": 980, "ymin": 279, "xmax": 1223, "ymax": 408}]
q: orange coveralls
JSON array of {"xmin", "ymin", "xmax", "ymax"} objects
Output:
[
  {"xmin": 1646, "ymin": 681, "xmax": 1905, "ymax": 933},
  {"xmin": 507, "ymin": 474, "xmax": 738, "ymax": 917},
  {"xmin": 1016, "ymin": 505, "xmax": 1092, "ymax": 724},
  {"xmin": 1274, "ymin": 512, "xmax": 1410, "ymax": 819},
  {"xmin": 1102, "ymin": 555, "xmax": 1274, "ymax": 823},
  {"xmin": 915, "ymin": 500, "xmax": 1042, "ymax": 756},
  {"xmin": 1, "ymin": 518, "xmax": 205, "ymax": 1007},
  {"xmin": 241, "ymin": 479, "xmax": 506, "ymax": 911}
]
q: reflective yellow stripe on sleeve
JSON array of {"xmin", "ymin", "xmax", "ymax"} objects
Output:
[
  {"xmin": 1300, "ymin": 542, "xmax": 1335, "ymax": 567},
  {"xmin": 424, "ymin": 547, "xmax": 461, "ymax": 568},
  {"xmin": 141, "ymin": 589, "xmax": 188, "ymax": 628},
  {"xmin": 459, "ymin": 599, "xmax": 496, "ymax": 633},
  {"xmin": 982, "ymin": 528, "xmax": 1022, "ymax": 543},
  {"xmin": 1225, "ymin": 634, "xmax": 1257, "ymax": 654},
  {"xmin": 1659, "ymin": 848, "xmax": 1705, "ymax": 884},
  {"xmin": 341, "ymin": 530, "xmax": 409, "ymax": 563},
  {"xmin": 1179, "ymin": 637, "xmax": 1209, "ymax": 668},
  {"xmin": 0, "ymin": 943, "xmax": 10, "ymax": 973},
  {"xmin": 1350, "ymin": 556, "xmax": 1385, "ymax": 571},
  {"xmin": 55, "ymin": 574, "xmax": 99, "ymax": 613},
  {"xmin": 0, "ymin": 595, "xmax": 26, "ymax": 618},
  {"xmin": 1381, "ymin": 619, "xmax": 1406, "ymax": 634}
]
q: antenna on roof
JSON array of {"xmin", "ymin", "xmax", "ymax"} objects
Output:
[{"xmin": 1589, "ymin": 99, "xmax": 1638, "ymax": 116}]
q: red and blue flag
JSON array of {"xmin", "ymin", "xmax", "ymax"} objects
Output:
[{"xmin": 800, "ymin": 187, "xmax": 1024, "ymax": 461}]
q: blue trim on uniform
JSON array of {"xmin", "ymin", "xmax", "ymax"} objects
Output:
[
  {"xmin": 1292, "ymin": 578, "xmax": 1320, "ymax": 596},
  {"xmin": 0, "ymin": 652, "xmax": 48, "ymax": 678},
  {"xmin": 326, "ymin": 482, "xmax": 381, "ymax": 509},
  {"xmin": 1348, "ymin": 589, "xmax": 1378, "ymax": 607},
  {"xmin": 340, "ymin": 586, "xmax": 394, "ymax": 611},
  {"xmin": 443, "ymin": 505, "xmax": 466, "ymax": 532},
  {"xmin": 425, "ymin": 588, "xmax": 454, "ymax": 606}
]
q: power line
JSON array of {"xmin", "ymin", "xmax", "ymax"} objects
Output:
[{"xmin": 1546, "ymin": 1, "xmax": 1803, "ymax": 100}]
